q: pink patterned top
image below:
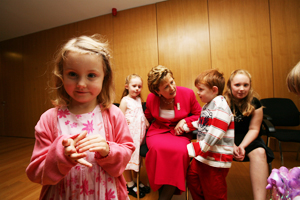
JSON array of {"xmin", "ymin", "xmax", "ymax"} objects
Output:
[{"xmin": 44, "ymin": 105, "xmax": 120, "ymax": 200}]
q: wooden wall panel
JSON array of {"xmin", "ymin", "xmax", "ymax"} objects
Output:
[
  {"xmin": 1, "ymin": 0, "xmax": 300, "ymax": 140},
  {"xmin": 45, "ymin": 23, "xmax": 79, "ymax": 60},
  {"xmin": 0, "ymin": 37, "xmax": 25, "ymax": 137},
  {"xmin": 77, "ymin": 14, "xmax": 114, "ymax": 49},
  {"xmin": 113, "ymin": 5, "xmax": 158, "ymax": 103},
  {"xmin": 45, "ymin": 24, "xmax": 79, "ymax": 101},
  {"xmin": 22, "ymin": 24, "xmax": 77, "ymax": 138},
  {"xmin": 157, "ymin": 0, "xmax": 211, "ymax": 96},
  {"xmin": 209, "ymin": 0, "xmax": 273, "ymax": 99},
  {"xmin": 78, "ymin": 15, "xmax": 116, "ymax": 102},
  {"xmin": 0, "ymin": 42, "xmax": 3, "ymax": 135},
  {"xmin": 270, "ymin": 0, "xmax": 300, "ymax": 108},
  {"xmin": 22, "ymin": 31, "xmax": 51, "ymax": 138}
]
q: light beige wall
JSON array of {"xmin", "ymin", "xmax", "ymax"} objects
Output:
[{"xmin": 0, "ymin": 0, "xmax": 300, "ymax": 138}]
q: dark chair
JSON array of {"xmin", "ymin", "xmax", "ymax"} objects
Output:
[
  {"xmin": 260, "ymin": 98, "xmax": 300, "ymax": 166},
  {"xmin": 113, "ymin": 103, "xmax": 120, "ymax": 107}
]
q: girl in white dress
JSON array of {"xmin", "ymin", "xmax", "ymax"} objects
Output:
[
  {"xmin": 119, "ymin": 74, "xmax": 150, "ymax": 198},
  {"xmin": 26, "ymin": 35, "xmax": 135, "ymax": 200}
]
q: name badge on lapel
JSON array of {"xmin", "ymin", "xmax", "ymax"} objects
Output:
[{"xmin": 177, "ymin": 103, "xmax": 180, "ymax": 110}]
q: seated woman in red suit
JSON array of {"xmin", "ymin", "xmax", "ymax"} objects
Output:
[{"xmin": 144, "ymin": 65, "xmax": 202, "ymax": 200}]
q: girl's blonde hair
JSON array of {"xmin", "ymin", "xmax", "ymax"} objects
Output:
[
  {"xmin": 224, "ymin": 69, "xmax": 255, "ymax": 116},
  {"xmin": 147, "ymin": 65, "xmax": 174, "ymax": 96},
  {"xmin": 51, "ymin": 34, "xmax": 115, "ymax": 110},
  {"xmin": 287, "ymin": 61, "xmax": 300, "ymax": 95},
  {"xmin": 121, "ymin": 74, "xmax": 143, "ymax": 100}
]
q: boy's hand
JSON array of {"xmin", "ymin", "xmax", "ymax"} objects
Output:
[
  {"xmin": 62, "ymin": 131, "xmax": 92, "ymax": 168},
  {"xmin": 76, "ymin": 134, "xmax": 110, "ymax": 158}
]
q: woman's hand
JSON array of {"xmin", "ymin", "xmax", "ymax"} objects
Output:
[
  {"xmin": 76, "ymin": 134, "xmax": 110, "ymax": 158},
  {"xmin": 145, "ymin": 118, "xmax": 150, "ymax": 129},
  {"xmin": 174, "ymin": 119, "xmax": 186, "ymax": 135},
  {"xmin": 62, "ymin": 131, "xmax": 93, "ymax": 168},
  {"xmin": 233, "ymin": 144, "xmax": 245, "ymax": 161}
]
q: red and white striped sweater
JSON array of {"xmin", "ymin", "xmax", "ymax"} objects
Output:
[{"xmin": 184, "ymin": 95, "xmax": 234, "ymax": 168}]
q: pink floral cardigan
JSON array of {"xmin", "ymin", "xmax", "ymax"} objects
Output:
[{"xmin": 26, "ymin": 104, "xmax": 135, "ymax": 200}]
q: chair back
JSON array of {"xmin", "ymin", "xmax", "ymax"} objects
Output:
[{"xmin": 260, "ymin": 98, "xmax": 300, "ymax": 127}]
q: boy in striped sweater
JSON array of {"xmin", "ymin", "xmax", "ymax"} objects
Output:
[{"xmin": 183, "ymin": 69, "xmax": 234, "ymax": 200}]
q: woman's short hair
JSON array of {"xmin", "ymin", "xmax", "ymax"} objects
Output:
[{"xmin": 147, "ymin": 65, "xmax": 173, "ymax": 96}]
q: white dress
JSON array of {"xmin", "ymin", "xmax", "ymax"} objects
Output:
[
  {"xmin": 44, "ymin": 105, "xmax": 119, "ymax": 200},
  {"xmin": 122, "ymin": 96, "xmax": 146, "ymax": 172}
]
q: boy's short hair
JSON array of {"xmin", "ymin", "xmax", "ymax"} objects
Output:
[{"xmin": 195, "ymin": 69, "xmax": 225, "ymax": 95}]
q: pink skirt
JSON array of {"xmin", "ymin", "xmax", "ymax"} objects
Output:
[{"xmin": 145, "ymin": 132, "xmax": 190, "ymax": 193}]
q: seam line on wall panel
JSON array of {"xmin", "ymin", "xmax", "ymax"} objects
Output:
[
  {"xmin": 207, "ymin": 0, "xmax": 212, "ymax": 70},
  {"xmin": 268, "ymin": 0, "xmax": 275, "ymax": 98},
  {"xmin": 155, "ymin": 3, "xmax": 159, "ymax": 65}
]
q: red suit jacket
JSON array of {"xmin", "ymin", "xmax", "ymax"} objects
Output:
[{"xmin": 145, "ymin": 86, "xmax": 201, "ymax": 137}]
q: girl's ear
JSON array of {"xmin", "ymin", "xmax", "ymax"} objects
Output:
[
  {"xmin": 212, "ymin": 86, "xmax": 219, "ymax": 94},
  {"xmin": 125, "ymin": 84, "xmax": 129, "ymax": 89}
]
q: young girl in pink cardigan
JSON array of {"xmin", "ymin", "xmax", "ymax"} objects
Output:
[{"xmin": 26, "ymin": 35, "xmax": 135, "ymax": 200}]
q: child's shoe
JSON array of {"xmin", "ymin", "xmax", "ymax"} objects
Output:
[
  {"xmin": 139, "ymin": 183, "xmax": 151, "ymax": 194},
  {"xmin": 127, "ymin": 184, "xmax": 146, "ymax": 198}
]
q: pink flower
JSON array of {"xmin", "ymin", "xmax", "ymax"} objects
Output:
[
  {"xmin": 88, "ymin": 167, "xmax": 93, "ymax": 173},
  {"xmin": 89, "ymin": 189, "xmax": 95, "ymax": 195},
  {"xmin": 82, "ymin": 120, "xmax": 94, "ymax": 134},
  {"xmin": 105, "ymin": 189, "xmax": 116, "ymax": 200},
  {"xmin": 70, "ymin": 122, "xmax": 78, "ymax": 128},
  {"xmin": 96, "ymin": 173, "xmax": 102, "ymax": 183},
  {"xmin": 58, "ymin": 109, "xmax": 70, "ymax": 118},
  {"xmin": 71, "ymin": 176, "xmax": 78, "ymax": 184},
  {"xmin": 107, "ymin": 177, "xmax": 113, "ymax": 183},
  {"xmin": 76, "ymin": 115, "xmax": 82, "ymax": 119},
  {"xmin": 80, "ymin": 179, "xmax": 89, "ymax": 195},
  {"xmin": 58, "ymin": 181, "xmax": 66, "ymax": 197},
  {"xmin": 65, "ymin": 120, "xmax": 70, "ymax": 125}
]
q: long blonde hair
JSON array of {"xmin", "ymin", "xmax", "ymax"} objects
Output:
[
  {"xmin": 224, "ymin": 69, "xmax": 255, "ymax": 116},
  {"xmin": 121, "ymin": 74, "xmax": 143, "ymax": 100},
  {"xmin": 51, "ymin": 34, "xmax": 115, "ymax": 110},
  {"xmin": 287, "ymin": 61, "xmax": 300, "ymax": 95}
]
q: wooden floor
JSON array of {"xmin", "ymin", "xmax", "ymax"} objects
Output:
[{"xmin": 1, "ymin": 136, "xmax": 300, "ymax": 200}]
